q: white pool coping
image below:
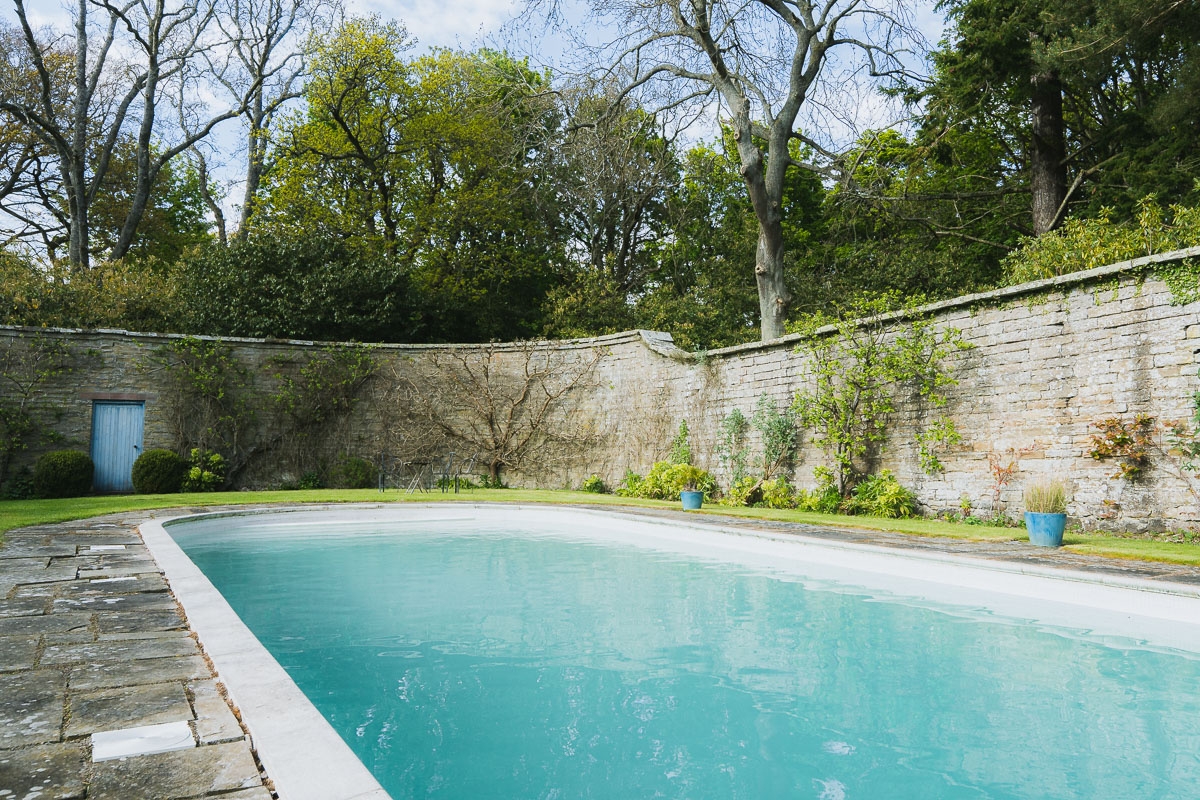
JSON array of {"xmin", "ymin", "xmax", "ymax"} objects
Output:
[
  {"xmin": 140, "ymin": 513, "xmax": 392, "ymax": 800},
  {"xmin": 139, "ymin": 503, "xmax": 1200, "ymax": 800}
]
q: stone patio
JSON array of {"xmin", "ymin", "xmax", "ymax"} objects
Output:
[
  {"xmin": 4, "ymin": 501, "xmax": 1200, "ymax": 800},
  {"xmin": 0, "ymin": 510, "xmax": 272, "ymax": 800}
]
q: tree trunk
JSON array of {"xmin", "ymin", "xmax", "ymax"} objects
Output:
[
  {"xmin": 237, "ymin": 98, "xmax": 266, "ymax": 237},
  {"xmin": 755, "ymin": 223, "xmax": 790, "ymax": 340},
  {"xmin": 1030, "ymin": 70, "xmax": 1067, "ymax": 235}
]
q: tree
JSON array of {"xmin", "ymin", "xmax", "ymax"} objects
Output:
[
  {"xmin": 925, "ymin": 0, "xmax": 1200, "ymax": 235},
  {"xmin": 178, "ymin": 231, "xmax": 418, "ymax": 342},
  {"xmin": 204, "ymin": 0, "xmax": 342, "ymax": 240},
  {"xmin": 0, "ymin": 0, "xmax": 257, "ymax": 268},
  {"xmin": 534, "ymin": 0, "xmax": 921, "ymax": 340},
  {"xmin": 389, "ymin": 341, "xmax": 603, "ymax": 485},
  {"xmin": 258, "ymin": 23, "xmax": 567, "ymax": 341}
]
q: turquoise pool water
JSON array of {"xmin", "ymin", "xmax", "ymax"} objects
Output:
[{"xmin": 171, "ymin": 514, "xmax": 1200, "ymax": 799}]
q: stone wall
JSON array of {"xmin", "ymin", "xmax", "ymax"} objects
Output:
[{"xmin": 2, "ymin": 247, "xmax": 1199, "ymax": 531}]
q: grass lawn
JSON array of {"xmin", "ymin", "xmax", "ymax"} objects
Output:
[{"xmin": 2, "ymin": 488, "xmax": 1199, "ymax": 567}]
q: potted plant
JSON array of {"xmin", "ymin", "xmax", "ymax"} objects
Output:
[
  {"xmin": 680, "ymin": 481, "xmax": 704, "ymax": 511},
  {"xmin": 1023, "ymin": 479, "xmax": 1069, "ymax": 547}
]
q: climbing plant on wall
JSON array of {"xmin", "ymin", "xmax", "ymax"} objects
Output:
[
  {"xmin": 149, "ymin": 337, "xmax": 258, "ymax": 486},
  {"xmin": 271, "ymin": 344, "xmax": 378, "ymax": 481},
  {"xmin": 0, "ymin": 335, "xmax": 77, "ymax": 489},
  {"xmin": 791, "ymin": 293, "xmax": 971, "ymax": 495}
]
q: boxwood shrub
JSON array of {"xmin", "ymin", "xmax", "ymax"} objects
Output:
[
  {"xmin": 131, "ymin": 449, "xmax": 187, "ymax": 494},
  {"xmin": 32, "ymin": 450, "xmax": 94, "ymax": 498}
]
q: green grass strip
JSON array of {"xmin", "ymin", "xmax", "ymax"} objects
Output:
[{"xmin": 2, "ymin": 489, "xmax": 1199, "ymax": 567}]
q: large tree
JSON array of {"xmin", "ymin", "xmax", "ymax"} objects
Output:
[
  {"xmin": 535, "ymin": 0, "xmax": 921, "ymax": 340},
  {"xmin": 926, "ymin": 0, "xmax": 1200, "ymax": 235},
  {"xmin": 0, "ymin": 0, "xmax": 258, "ymax": 268},
  {"xmin": 257, "ymin": 21, "xmax": 567, "ymax": 341}
]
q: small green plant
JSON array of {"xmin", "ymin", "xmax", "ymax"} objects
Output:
[
  {"xmin": 629, "ymin": 461, "xmax": 716, "ymax": 501},
  {"xmin": 435, "ymin": 475, "xmax": 479, "ymax": 490},
  {"xmin": 329, "ymin": 456, "xmax": 377, "ymax": 489},
  {"xmin": 476, "ymin": 474, "xmax": 507, "ymax": 489},
  {"xmin": 1024, "ymin": 479, "xmax": 1069, "ymax": 514},
  {"xmin": 759, "ymin": 477, "xmax": 797, "ymax": 509},
  {"xmin": 32, "ymin": 450, "xmax": 94, "ymax": 498},
  {"xmin": 845, "ymin": 471, "xmax": 918, "ymax": 518},
  {"xmin": 131, "ymin": 449, "xmax": 187, "ymax": 494},
  {"xmin": 669, "ymin": 420, "xmax": 692, "ymax": 465},
  {"xmin": 1089, "ymin": 415, "xmax": 1154, "ymax": 479},
  {"xmin": 580, "ymin": 474, "xmax": 607, "ymax": 494},
  {"xmin": 182, "ymin": 449, "xmax": 226, "ymax": 492},
  {"xmin": 719, "ymin": 475, "xmax": 759, "ymax": 507},
  {"xmin": 1, "ymin": 465, "xmax": 34, "ymax": 500},
  {"xmin": 298, "ymin": 471, "xmax": 322, "ymax": 490},
  {"xmin": 614, "ymin": 469, "xmax": 644, "ymax": 497},
  {"xmin": 795, "ymin": 466, "xmax": 842, "ymax": 514},
  {"xmin": 715, "ymin": 408, "xmax": 749, "ymax": 485}
]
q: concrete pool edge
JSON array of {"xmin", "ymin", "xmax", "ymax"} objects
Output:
[
  {"xmin": 139, "ymin": 514, "xmax": 391, "ymax": 800},
  {"xmin": 139, "ymin": 502, "xmax": 1200, "ymax": 800}
]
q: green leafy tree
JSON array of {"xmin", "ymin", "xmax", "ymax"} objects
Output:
[
  {"xmin": 178, "ymin": 232, "xmax": 418, "ymax": 342},
  {"xmin": 257, "ymin": 22, "xmax": 566, "ymax": 341}
]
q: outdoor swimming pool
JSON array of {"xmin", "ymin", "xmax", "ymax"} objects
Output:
[{"xmin": 162, "ymin": 507, "xmax": 1200, "ymax": 799}]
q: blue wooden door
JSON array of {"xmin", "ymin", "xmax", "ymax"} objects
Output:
[{"xmin": 90, "ymin": 401, "xmax": 145, "ymax": 492}]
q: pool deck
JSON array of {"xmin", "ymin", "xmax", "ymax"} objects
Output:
[{"xmin": 4, "ymin": 501, "xmax": 1200, "ymax": 799}]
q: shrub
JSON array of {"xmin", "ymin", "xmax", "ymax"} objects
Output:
[
  {"xmin": 719, "ymin": 475, "xmax": 759, "ymax": 507},
  {"xmin": 329, "ymin": 456, "xmax": 377, "ymax": 489},
  {"xmin": 1024, "ymin": 479, "xmax": 1069, "ymax": 514},
  {"xmin": 759, "ymin": 477, "xmax": 797, "ymax": 509},
  {"xmin": 581, "ymin": 474, "xmax": 607, "ymax": 494},
  {"xmin": 630, "ymin": 461, "xmax": 717, "ymax": 501},
  {"xmin": 32, "ymin": 450, "xmax": 94, "ymax": 498},
  {"xmin": 131, "ymin": 449, "xmax": 187, "ymax": 494},
  {"xmin": 298, "ymin": 471, "xmax": 322, "ymax": 490},
  {"xmin": 1, "ymin": 465, "xmax": 34, "ymax": 500},
  {"xmin": 846, "ymin": 471, "xmax": 918, "ymax": 518},
  {"xmin": 669, "ymin": 420, "xmax": 692, "ymax": 465},
  {"xmin": 181, "ymin": 449, "xmax": 226, "ymax": 492},
  {"xmin": 796, "ymin": 466, "xmax": 842, "ymax": 514},
  {"xmin": 615, "ymin": 469, "xmax": 644, "ymax": 497}
]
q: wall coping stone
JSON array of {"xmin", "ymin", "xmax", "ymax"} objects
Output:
[
  {"xmin": 2, "ymin": 246, "xmax": 1195, "ymax": 366},
  {"xmin": 0, "ymin": 323, "xmax": 683, "ymax": 357},
  {"xmin": 702, "ymin": 245, "xmax": 1200, "ymax": 359}
]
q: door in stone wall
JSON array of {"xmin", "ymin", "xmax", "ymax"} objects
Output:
[{"xmin": 90, "ymin": 401, "xmax": 145, "ymax": 492}]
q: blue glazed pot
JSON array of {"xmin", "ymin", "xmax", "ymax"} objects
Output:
[
  {"xmin": 1024, "ymin": 512, "xmax": 1067, "ymax": 547},
  {"xmin": 680, "ymin": 490, "xmax": 704, "ymax": 511}
]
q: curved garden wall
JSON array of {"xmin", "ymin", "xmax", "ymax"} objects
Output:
[{"xmin": 2, "ymin": 246, "xmax": 1198, "ymax": 531}]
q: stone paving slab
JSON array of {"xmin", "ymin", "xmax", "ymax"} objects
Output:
[
  {"xmin": 0, "ymin": 636, "xmax": 40, "ymax": 672},
  {"xmin": 94, "ymin": 608, "xmax": 185, "ymax": 634},
  {"xmin": 65, "ymin": 682, "xmax": 193, "ymax": 737},
  {"xmin": 0, "ymin": 512, "xmax": 272, "ymax": 800},
  {"xmin": 69, "ymin": 655, "xmax": 211, "ymax": 692},
  {"xmin": 0, "ymin": 741, "xmax": 87, "ymax": 800},
  {"xmin": 40, "ymin": 635, "xmax": 199, "ymax": 666},
  {"xmin": 55, "ymin": 574, "xmax": 168, "ymax": 597},
  {"xmin": 86, "ymin": 740, "xmax": 263, "ymax": 799},
  {"xmin": 0, "ymin": 669, "xmax": 65, "ymax": 748},
  {"xmin": 53, "ymin": 591, "xmax": 177, "ymax": 613}
]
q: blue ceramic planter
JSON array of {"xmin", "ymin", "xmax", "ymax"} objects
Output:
[
  {"xmin": 1024, "ymin": 512, "xmax": 1067, "ymax": 547},
  {"xmin": 681, "ymin": 491, "xmax": 704, "ymax": 511}
]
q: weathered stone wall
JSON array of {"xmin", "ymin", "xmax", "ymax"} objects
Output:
[{"xmin": 3, "ymin": 247, "xmax": 1199, "ymax": 530}]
